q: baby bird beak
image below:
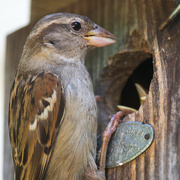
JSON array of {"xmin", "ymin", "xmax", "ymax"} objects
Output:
[{"xmin": 83, "ymin": 25, "xmax": 117, "ymax": 47}]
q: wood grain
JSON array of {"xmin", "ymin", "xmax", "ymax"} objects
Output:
[{"xmin": 4, "ymin": 0, "xmax": 180, "ymax": 179}]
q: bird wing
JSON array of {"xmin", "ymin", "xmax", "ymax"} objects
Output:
[{"xmin": 9, "ymin": 71, "xmax": 65, "ymax": 180}]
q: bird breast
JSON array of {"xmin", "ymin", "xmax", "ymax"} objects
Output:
[{"xmin": 45, "ymin": 62, "xmax": 97, "ymax": 180}]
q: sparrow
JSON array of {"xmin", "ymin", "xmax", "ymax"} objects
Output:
[{"xmin": 8, "ymin": 13, "xmax": 118, "ymax": 180}]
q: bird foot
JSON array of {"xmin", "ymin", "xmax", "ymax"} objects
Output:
[
  {"xmin": 102, "ymin": 111, "xmax": 124, "ymax": 143},
  {"xmin": 85, "ymin": 112, "xmax": 125, "ymax": 180},
  {"xmin": 98, "ymin": 111, "xmax": 125, "ymax": 173}
]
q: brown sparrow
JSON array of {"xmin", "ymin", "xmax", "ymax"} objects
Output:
[{"xmin": 8, "ymin": 13, "xmax": 120, "ymax": 180}]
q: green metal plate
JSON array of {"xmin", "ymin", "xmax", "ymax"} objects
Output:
[{"xmin": 97, "ymin": 121, "xmax": 154, "ymax": 168}]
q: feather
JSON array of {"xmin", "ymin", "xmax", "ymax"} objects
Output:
[{"xmin": 9, "ymin": 71, "xmax": 65, "ymax": 180}]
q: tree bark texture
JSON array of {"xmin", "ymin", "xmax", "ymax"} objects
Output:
[{"xmin": 4, "ymin": 0, "xmax": 180, "ymax": 179}]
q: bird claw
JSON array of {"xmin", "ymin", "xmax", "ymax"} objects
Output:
[
  {"xmin": 97, "ymin": 111, "xmax": 125, "ymax": 173},
  {"xmin": 102, "ymin": 111, "xmax": 124, "ymax": 142}
]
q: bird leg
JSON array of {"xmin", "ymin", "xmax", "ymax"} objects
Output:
[
  {"xmin": 98, "ymin": 111, "xmax": 124, "ymax": 174},
  {"xmin": 85, "ymin": 111, "xmax": 124, "ymax": 180}
]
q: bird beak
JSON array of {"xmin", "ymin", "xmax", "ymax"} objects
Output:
[{"xmin": 83, "ymin": 25, "xmax": 117, "ymax": 47}]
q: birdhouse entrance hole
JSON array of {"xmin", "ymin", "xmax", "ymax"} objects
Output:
[
  {"xmin": 120, "ymin": 57, "xmax": 153, "ymax": 110},
  {"xmin": 97, "ymin": 50, "xmax": 153, "ymax": 132}
]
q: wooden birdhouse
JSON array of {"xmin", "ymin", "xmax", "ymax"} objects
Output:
[{"xmin": 4, "ymin": 0, "xmax": 180, "ymax": 179}]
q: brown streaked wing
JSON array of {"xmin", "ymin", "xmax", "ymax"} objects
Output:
[{"xmin": 8, "ymin": 71, "xmax": 65, "ymax": 180}]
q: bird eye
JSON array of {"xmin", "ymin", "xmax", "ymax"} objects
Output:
[{"xmin": 71, "ymin": 22, "xmax": 81, "ymax": 31}]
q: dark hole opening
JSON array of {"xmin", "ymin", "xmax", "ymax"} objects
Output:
[{"xmin": 120, "ymin": 57, "xmax": 153, "ymax": 110}]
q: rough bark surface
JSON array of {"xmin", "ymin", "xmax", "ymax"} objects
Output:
[{"xmin": 4, "ymin": 0, "xmax": 180, "ymax": 179}]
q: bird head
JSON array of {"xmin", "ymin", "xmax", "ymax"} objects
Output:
[{"xmin": 22, "ymin": 13, "xmax": 116, "ymax": 63}]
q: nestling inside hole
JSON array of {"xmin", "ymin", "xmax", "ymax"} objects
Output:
[{"xmin": 120, "ymin": 58, "xmax": 153, "ymax": 110}]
